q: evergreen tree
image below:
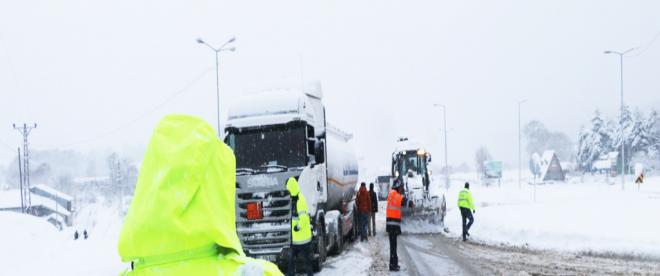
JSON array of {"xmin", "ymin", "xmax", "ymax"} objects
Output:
[
  {"xmin": 644, "ymin": 110, "xmax": 659, "ymax": 154},
  {"xmin": 577, "ymin": 110, "xmax": 611, "ymax": 171},
  {"xmin": 576, "ymin": 126, "xmax": 590, "ymax": 170}
]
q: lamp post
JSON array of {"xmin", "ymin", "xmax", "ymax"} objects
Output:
[
  {"xmin": 197, "ymin": 37, "xmax": 236, "ymax": 137},
  {"xmin": 518, "ymin": 100, "xmax": 527, "ymax": 189},
  {"xmin": 604, "ymin": 47, "xmax": 636, "ymax": 191},
  {"xmin": 433, "ymin": 104, "xmax": 449, "ymax": 190}
]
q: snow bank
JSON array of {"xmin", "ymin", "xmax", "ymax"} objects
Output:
[
  {"xmin": 443, "ymin": 173, "xmax": 660, "ymax": 258},
  {"xmin": 319, "ymin": 240, "xmax": 373, "ymax": 275},
  {"xmin": 0, "ymin": 200, "xmax": 125, "ymax": 275}
]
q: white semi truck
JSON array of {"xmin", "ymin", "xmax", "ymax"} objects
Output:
[{"xmin": 225, "ymin": 82, "xmax": 359, "ymax": 271}]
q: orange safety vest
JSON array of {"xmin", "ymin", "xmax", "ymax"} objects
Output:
[{"xmin": 386, "ymin": 190, "xmax": 403, "ymax": 222}]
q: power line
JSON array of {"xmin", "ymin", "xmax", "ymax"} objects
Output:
[
  {"xmin": 38, "ymin": 67, "xmax": 214, "ymax": 149},
  {"xmin": 628, "ymin": 28, "xmax": 660, "ymax": 58}
]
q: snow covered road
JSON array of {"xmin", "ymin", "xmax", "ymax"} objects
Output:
[
  {"xmin": 397, "ymin": 235, "xmax": 477, "ymax": 276},
  {"xmin": 361, "ymin": 228, "xmax": 660, "ymax": 275}
]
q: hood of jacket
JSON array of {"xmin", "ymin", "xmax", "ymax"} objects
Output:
[
  {"xmin": 286, "ymin": 177, "xmax": 300, "ymax": 197},
  {"xmin": 118, "ymin": 114, "xmax": 243, "ymax": 262}
]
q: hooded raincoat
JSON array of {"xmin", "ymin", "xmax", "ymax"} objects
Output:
[
  {"xmin": 118, "ymin": 114, "xmax": 282, "ymax": 276},
  {"xmin": 286, "ymin": 178, "xmax": 312, "ymax": 245}
]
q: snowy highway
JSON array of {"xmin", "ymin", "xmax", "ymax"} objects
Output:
[
  {"xmin": 319, "ymin": 174, "xmax": 660, "ymax": 276},
  {"xmin": 397, "ymin": 235, "xmax": 477, "ymax": 276}
]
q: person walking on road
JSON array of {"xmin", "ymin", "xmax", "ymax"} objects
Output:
[
  {"xmin": 117, "ymin": 114, "xmax": 282, "ymax": 276},
  {"xmin": 287, "ymin": 177, "xmax": 314, "ymax": 276},
  {"xmin": 458, "ymin": 182, "xmax": 475, "ymax": 242},
  {"xmin": 386, "ymin": 180, "xmax": 412, "ymax": 272},
  {"xmin": 368, "ymin": 183, "xmax": 378, "ymax": 236},
  {"xmin": 356, "ymin": 182, "xmax": 371, "ymax": 242}
]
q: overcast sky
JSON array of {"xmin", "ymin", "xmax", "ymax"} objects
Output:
[{"xmin": 1, "ymin": 1, "xmax": 659, "ymax": 177}]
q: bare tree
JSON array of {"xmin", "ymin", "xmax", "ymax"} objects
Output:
[{"xmin": 475, "ymin": 146, "xmax": 492, "ymax": 175}]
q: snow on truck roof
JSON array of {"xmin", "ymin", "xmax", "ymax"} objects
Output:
[
  {"xmin": 228, "ymin": 81, "xmax": 323, "ymax": 121},
  {"xmin": 228, "ymin": 89, "xmax": 305, "ymax": 120},
  {"xmin": 226, "ymin": 81, "xmax": 353, "ymax": 141},
  {"xmin": 226, "ymin": 83, "xmax": 323, "ymax": 129}
]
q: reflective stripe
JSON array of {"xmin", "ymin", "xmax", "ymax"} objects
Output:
[
  {"xmin": 386, "ymin": 221, "xmax": 400, "ymax": 226},
  {"xmin": 298, "ymin": 211, "xmax": 308, "ymax": 217},
  {"xmin": 387, "ymin": 206, "xmax": 401, "ymax": 211},
  {"xmin": 131, "ymin": 244, "xmax": 219, "ymax": 270},
  {"xmin": 292, "ymin": 238, "xmax": 311, "ymax": 245}
]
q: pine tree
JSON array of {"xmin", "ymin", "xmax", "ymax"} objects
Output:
[
  {"xmin": 576, "ymin": 126, "xmax": 590, "ymax": 170},
  {"xmin": 645, "ymin": 110, "xmax": 659, "ymax": 151},
  {"xmin": 629, "ymin": 109, "xmax": 647, "ymax": 155},
  {"xmin": 577, "ymin": 110, "xmax": 611, "ymax": 171}
]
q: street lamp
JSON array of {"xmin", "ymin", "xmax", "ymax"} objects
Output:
[
  {"xmin": 197, "ymin": 36, "xmax": 236, "ymax": 137},
  {"xmin": 433, "ymin": 104, "xmax": 449, "ymax": 190},
  {"xmin": 604, "ymin": 47, "xmax": 636, "ymax": 191},
  {"xmin": 518, "ymin": 100, "xmax": 527, "ymax": 189}
]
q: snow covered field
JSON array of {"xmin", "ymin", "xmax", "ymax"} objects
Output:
[
  {"xmin": 0, "ymin": 201, "xmax": 125, "ymax": 275},
  {"xmin": 442, "ymin": 171, "xmax": 660, "ymax": 258}
]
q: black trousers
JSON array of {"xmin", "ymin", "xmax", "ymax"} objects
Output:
[
  {"xmin": 388, "ymin": 231, "xmax": 399, "ymax": 268},
  {"xmin": 287, "ymin": 242, "xmax": 313, "ymax": 276},
  {"xmin": 460, "ymin": 207, "xmax": 474, "ymax": 239}
]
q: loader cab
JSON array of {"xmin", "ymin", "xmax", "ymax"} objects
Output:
[{"xmin": 392, "ymin": 149, "xmax": 431, "ymax": 191}]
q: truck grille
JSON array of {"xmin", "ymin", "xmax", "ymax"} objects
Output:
[{"xmin": 236, "ymin": 189, "xmax": 292, "ymax": 254}]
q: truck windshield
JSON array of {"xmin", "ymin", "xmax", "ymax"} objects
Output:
[{"xmin": 226, "ymin": 125, "xmax": 307, "ymax": 170}]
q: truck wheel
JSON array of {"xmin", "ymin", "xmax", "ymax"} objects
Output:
[
  {"xmin": 330, "ymin": 216, "xmax": 344, "ymax": 255},
  {"xmin": 350, "ymin": 210, "xmax": 359, "ymax": 242},
  {"xmin": 441, "ymin": 195, "xmax": 447, "ymax": 223},
  {"xmin": 313, "ymin": 221, "xmax": 327, "ymax": 272}
]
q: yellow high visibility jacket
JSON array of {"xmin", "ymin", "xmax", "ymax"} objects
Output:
[
  {"xmin": 458, "ymin": 188, "xmax": 475, "ymax": 211},
  {"xmin": 117, "ymin": 114, "xmax": 282, "ymax": 276},
  {"xmin": 286, "ymin": 178, "xmax": 312, "ymax": 245}
]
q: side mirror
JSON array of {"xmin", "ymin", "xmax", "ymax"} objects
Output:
[{"xmin": 314, "ymin": 139, "xmax": 325, "ymax": 164}]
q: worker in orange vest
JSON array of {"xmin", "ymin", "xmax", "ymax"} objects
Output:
[{"xmin": 385, "ymin": 179, "xmax": 413, "ymax": 272}]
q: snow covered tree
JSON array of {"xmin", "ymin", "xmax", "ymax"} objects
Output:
[
  {"xmin": 474, "ymin": 146, "xmax": 492, "ymax": 175},
  {"xmin": 577, "ymin": 110, "xmax": 612, "ymax": 171},
  {"xmin": 643, "ymin": 110, "xmax": 659, "ymax": 155},
  {"xmin": 524, "ymin": 120, "xmax": 573, "ymax": 161},
  {"xmin": 523, "ymin": 120, "xmax": 550, "ymax": 155},
  {"xmin": 576, "ymin": 126, "xmax": 590, "ymax": 171}
]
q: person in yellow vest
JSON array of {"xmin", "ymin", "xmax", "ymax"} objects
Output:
[
  {"xmin": 385, "ymin": 180, "xmax": 412, "ymax": 272},
  {"xmin": 117, "ymin": 114, "xmax": 282, "ymax": 276},
  {"xmin": 286, "ymin": 177, "xmax": 313, "ymax": 276},
  {"xmin": 458, "ymin": 182, "xmax": 475, "ymax": 242}
]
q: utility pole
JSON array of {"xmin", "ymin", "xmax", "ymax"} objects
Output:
[
  {"xmin": 517, "ymin": 100, "xmax": 526, "ymax": 189},
  {"xmin": 13, "ymin": 123, "xmax": 36, "ymax": 213},
  {"xmin": 17, "ymin": 147, "xmax": 24, "ymax": 213},
  {"xmin": 433, "ymin": 104, "xmax": 450, "ymax": 190},
  {"xmin": 604, "ymin": 48, "xmax": 636, "ymax": 191}
]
